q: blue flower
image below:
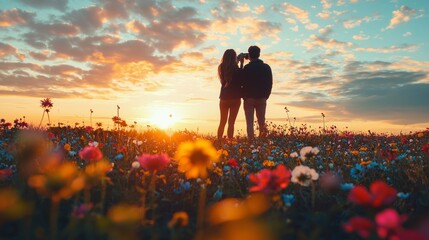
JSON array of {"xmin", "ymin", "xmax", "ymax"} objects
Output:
[
  {"xmin": 350, "ymin": 164, "xmax": 364, "ymax": 179},
  {"xmin": 69, "ymin": 151, "xmax": 77, "ymax": 157},
  {"xmin": 114, "ymin": 153, "xmax": 124, "ymax": 161},
  {"xmin": 328, "ymin": 163, "xmax": 334, "ymax": 169},
  {"xmin": 174, "ymin": 181, "xmax": 191, "ymax": 194},
  {"xmin": 282, "ymin": 194, "xmax": 295, "ymax": 207},
  {"xmin": 340, "ymin": 183, "xmax": 354, "ymax": 191},
  {"xmin": 213, "ymin": 188, "xmax": 223, "ymax": 201},
  {"xmin": 397, "ymin": 192, "xmax": 411, "ymax": 199}
]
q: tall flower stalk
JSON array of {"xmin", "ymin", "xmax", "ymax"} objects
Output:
[{"xmin": 39, "ymin": 98, "xmax": 53, "ymax": 128}]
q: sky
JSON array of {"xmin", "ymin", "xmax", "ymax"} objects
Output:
[{"xmin": 0, "ymin": 0, "xmax": 428, "ymax": 134}]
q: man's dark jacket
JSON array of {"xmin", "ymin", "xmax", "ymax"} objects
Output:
[{"xmin": 242, "ymin": 59, "xmax": 272, "ymax": 99}]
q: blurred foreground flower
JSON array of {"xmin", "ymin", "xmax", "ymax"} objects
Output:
[
  {"xmin": 248, "ymin": 164, "xmax": 291, "ymax": 194},
  {"xmin": 175, "ymin": 139, "xmax": 219, "ymax": 179},
  {"xmin": 136, "ymin": 153, "xmax": 170, "ymax": 171},
  {"xmin": 348, "ymin": 181, "xmax": 396, "ymax": 208},
  {"xmin": 207, "ymin": 193, "xmax": 271, "ymax": 225},
  {"xmin": 0, "ymin": 189, "xmax": 31, "ymax": 223},
  {"xmin": 28, "ymin": 162, "xmax": 85, "ymax": 202},
  {"xmin": 167, "ymin": 211, "xmax": 189, "ymax": 229},
  {"xmin": 84, "ymin": 159, "xmax": 112, "ymax": 186},
  {"xmin": 291, "ymin": 165, "xmax": 319, "ymax": 187}
]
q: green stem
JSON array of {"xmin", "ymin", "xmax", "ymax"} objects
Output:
[
  {"xmin": 39, "ymin": 110, "xmax": 45, "ymax": 128},
  {"xmin": 196, "ymin": 184, "xmax": 207, "ymax": 239},
  {"xmin": 50, "ymin": 200, "xmax": 59, "ymax": 240},
  {"xmin": 150, "ymin": 170, "xmax": 157, "ymax": 221},
  {"xmin": 311, "ymin": 181, "xmax": 315, "ymax": 210}
]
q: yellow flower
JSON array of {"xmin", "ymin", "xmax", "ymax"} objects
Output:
[
  {"xmin": 0, "ymin": 189, "xmax": 31, "ymax": 222},
  {"xmin": 107, "ymin": 204, "xmax": 143, "ymax": 224},
  {"xmin": 217, "ymin": 149, "xmax": 228, "ymax": 157},
  {"xmin": 214, "ymin": 167, "xmax": 223, "ymax": 177},
  {"xmin": 84, "ymin": 159, "xmax": 112, "ymax": 186},
  {"xmin": 63, "ymin": 143, "xmax": 71, "ymax": 151},
  {"xmin": 167, "ymin": 211, "xmax": 189, "ymax": 229},
  {"xmin": 28, "ymin": 162, "xmax": 84, "ymax": 202},
  {"xmin": 175, "ymin": 139, "xmax": 219, "ymax": 179},
  {"xmin": 359, "ymin": 147, "xmax": 367, "ymax": 151},
  {"xmin": 417, "ymin": 132, "xmax": 424, "ymax": 138},
  {"xmin": 262, "ymin": 160, "xmax": 274, "ymax": 167}
]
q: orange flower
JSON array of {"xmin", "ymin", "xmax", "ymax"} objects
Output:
[
  {"xmin": 63, "ymin": 143, "xmax": 71, "ymax": 151},
  {"xmin": 168, "ymin": 211, "xmax": 189, "ymax": 229}
]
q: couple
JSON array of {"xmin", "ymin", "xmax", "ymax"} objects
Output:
[{"xmin": 217, "ymin": 45, "xmax": 273, "ymax": 140}]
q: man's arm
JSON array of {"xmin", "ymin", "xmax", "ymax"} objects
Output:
[{"xmin": 266, "ymin": 65, "xmax": 273, "ymax": 99}]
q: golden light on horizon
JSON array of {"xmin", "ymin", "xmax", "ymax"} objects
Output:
[{"xmin": 147, "ymin": 107, "xmax": 179, "ymax": 130}]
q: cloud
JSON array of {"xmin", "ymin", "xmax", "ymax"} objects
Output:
[
  {"xmin": 254, "ymin": 5, "xmax": 265, "ymax": 14},
  {"xmin": 284, "ymin": 60, "xmax": 429, "ymax": 125},
  {"xmin": 63, "ymin": 6, "xmax": 107, "ymax": 33},
  {"xmin": 303, "ymin": 34, "xmax": 353, "ymax": 52},
  {"xmin": 0, "ymin": 43, "xmax": 25, "ymax": 60},
  {"xmin": 386, "ymin": 6, "xmax": 417, "ymax": 29},
  {"xmin": 210, "ymin": 17, "xmax": 281, "ymax": 43},
  {"xmin": 352, "ymin": 33, "xmax": 369, "ymax": 40},
  {"xmin": 0, "ymin": 9, "xmax": 34, "ymax": 27},
  {"xmin": 343, "ymin": 16, "xmax": 379, "ymax": 29},
  {"xmin": 281, "ymin": 2, "xmax": 318, "ymax": 30},
  {"xmin": 321, "ymin": 0, "xmax": 332, "ymax": 10},
  {"xmin": 355, "ymin": 44, "xmax": 419, "ymax": 53},
  {"xmin": 317, "ymin": 11, "xmax": 331, "ymax": 19},
  {"xmin": 403, "ymin": 32, "xmax": 412, "ymax": 37},
  {"xmin": 18, "ymin": 0, "xmax": 68, "ymax": 11},
  {"xmin": 126, "ymin": 6, "xmax": 209, "ymax": 53}
]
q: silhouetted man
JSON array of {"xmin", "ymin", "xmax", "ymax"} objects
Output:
[{"xmin": 242, "ymin": 45, "xmax": 272, "ymax": 140}]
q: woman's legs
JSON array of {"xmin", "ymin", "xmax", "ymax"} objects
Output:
[
  {"xmin": 217, "ymin": 100, "xmax": 229, "ymax": 139},
  {"xmin": 227, "ymin": 99, "xmax": 241, "ymax": 138}
]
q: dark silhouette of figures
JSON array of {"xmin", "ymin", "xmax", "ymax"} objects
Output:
[
  {"xmin": 217, "ymin": 49, "xmax": 243, "ymax": 140},
  {"xmin": 242, "ymin": 45, "xmax": 273, "ymax": 139}
]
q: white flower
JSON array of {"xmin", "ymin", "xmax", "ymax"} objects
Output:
[
  {"xmin": 131, "ymin": 161, "xmax": 140, "ymax": 169},
  {"xmin": 291, "ymin": 165, "xmax": 319, "ymax": 187},
  {"xmin": 290, "ymin": 152, "xmax": 299, "ymax": 158},
  {"xmin": 89, "ymin": 141, "xmax": 99, "ymax": 147},
  {"xmin": 311, "ymin": 147, "xmax": 320, "ymax": 155},
  {"xmin": 299, "ymin": 146, "xmax": 313, "ymax": 161}
]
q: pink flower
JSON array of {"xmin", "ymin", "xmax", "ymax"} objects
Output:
[
  {"xmin": 348, "ymin": 181, "xmax": 396, "ymax": 208},
  {"xmin": 137, "ymin": 153, "xmax": 170, "ymax": 171},
  {"xmin": 375, "ymin": 208, "xmax": 406, "ymax": 239},
  {"xmin": 249, "ymin": 164, "xmax": 291, "ymax": 194},
  {"xmin": 79, "ymin": 146, "xmax": 103, "ymax": 162},
  {"xmin": 343, "ymin": 216, "xmax": 375, "ymax": 239}
]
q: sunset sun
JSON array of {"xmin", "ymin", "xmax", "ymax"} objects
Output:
[{"xmin": 148, "ymin": 108, "xmax": 178, "ymax": 129}]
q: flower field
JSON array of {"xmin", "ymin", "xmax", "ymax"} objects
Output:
[{"xmin": 0, "ymin": 119, "xmax": 428, "ymax": 240}]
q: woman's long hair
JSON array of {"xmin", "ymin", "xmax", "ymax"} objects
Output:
[{"xmin": 218, "ymin": 49, "xmax": 237, "ymax": 88}]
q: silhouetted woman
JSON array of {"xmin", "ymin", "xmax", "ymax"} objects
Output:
[{"xmin": 217, "ymin": 49, "xmax": 243, "ymax": 140}]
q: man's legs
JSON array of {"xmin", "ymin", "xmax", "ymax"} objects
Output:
[
  {"xmin": 244, "ymin": 98, "xmax": 255, "ymax": 140},
  {"xmin": 255, "ymin": 98, "xmax": 267, "ymax": 137}
]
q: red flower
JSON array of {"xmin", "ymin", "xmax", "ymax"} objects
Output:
[
  {"xmin": 249, "ymin": 164, "xmax": 291, "ymax": 194},
  {"xmin": 343, "ymin": 216, "xmax": 375, "ymax": 239},
  {"xmin": 227, "ymin": 158, "xmax": 239, "ymax": 168},
  {"xmin": 79, "ymin": 146, "xmax": 103, "ymax": 162},
  {"xmin": 348, "ymin": 181, "xmax": 396, "ymax": 208},
  {"xmin": 422, "ymin": 144, "xmax": 429, "ymax": 155},
  {"xmin": 40, "ymin": 98, "xmax": 53, "ymax": 109},
  {"xmin": 0, "ymin": 168, "xmax": 12, "ymax": 180},
  {"xmin": 137, "ymin": 153, "xmax": 170, "ymax": 171}
]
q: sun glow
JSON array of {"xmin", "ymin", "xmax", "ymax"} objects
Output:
[{"xmin": 148, "ymin": 108, "xmax": 178, "ymax": 129}]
